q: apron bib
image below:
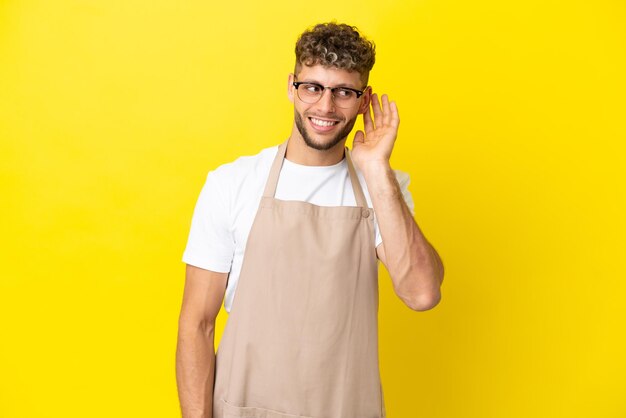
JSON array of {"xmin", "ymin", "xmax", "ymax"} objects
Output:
[{"xmin": 213, "ymin": 140, "xmax": 385, "ymax": 418}]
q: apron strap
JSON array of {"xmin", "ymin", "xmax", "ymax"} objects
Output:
[
  {"xmin": 263, "ymin": 139, "xmax": 369, "ymax": 209},
  {"xmin": 345, "ymin": 147, "xmax": 368, "ymax": 209},
  {"xmin": 262, "ymin": 140, "xmax": 289, "ymax": 198}
]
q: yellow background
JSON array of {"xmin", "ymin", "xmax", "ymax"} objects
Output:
[{"xmin": 1, "ymin": 0, "xmax": 625, "ymax": 417}]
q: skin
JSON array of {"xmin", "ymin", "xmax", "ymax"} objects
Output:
[{"xmin": 176, "ymin": 63, "xmax": 445, "ymax": 418}]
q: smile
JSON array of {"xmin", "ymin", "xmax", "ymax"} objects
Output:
[{"xmin": 308, "ymin": 117, "xmax": 340, "ymax": 129}]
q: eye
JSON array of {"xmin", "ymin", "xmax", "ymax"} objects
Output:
[
  {"xmin": 335, "ymin": 88, "xmax": 355, "ymax": 99},
  {"xmin": 302, "ymin": 83, "xmax": 322, "ymax": 94}
]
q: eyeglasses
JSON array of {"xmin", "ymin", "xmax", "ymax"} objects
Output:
[{"xmin": 292, "ymin": 80, "xmax": 364, "ymax": 108}]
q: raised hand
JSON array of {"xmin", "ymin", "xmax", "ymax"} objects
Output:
[{"xmin": 351, "ymin": 93, "xmax": 400, "ymax": 170}]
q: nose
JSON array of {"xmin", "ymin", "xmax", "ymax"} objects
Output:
[{"xmin": 316, "ymin": 88, "xmax": 336, "ymax": 113}]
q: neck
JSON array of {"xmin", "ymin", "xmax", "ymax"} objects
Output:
[{"xmin": 285, "ymin": 124, "xmax": 347, "ymax": 166}]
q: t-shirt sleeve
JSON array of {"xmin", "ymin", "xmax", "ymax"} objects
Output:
[
  {"xmin": 374, "ymin": 170, "xmax": 416, "ymax": 248},
  {"xmin": 182, "ymin": 171, "xmax": 235, "ymax": 273}
]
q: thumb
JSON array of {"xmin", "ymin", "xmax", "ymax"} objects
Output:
[{"xmin": 353, "ymin": 130, "xmax": 365, "ymax": 147}]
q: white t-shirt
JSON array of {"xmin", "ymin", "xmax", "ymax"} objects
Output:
[{"xmin": 182, "ymin": 144, "xmax": 415, "ymax": 313}]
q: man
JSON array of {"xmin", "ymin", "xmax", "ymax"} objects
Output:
[{"xmin": 176, "ymin": 22, "xmax": 444, "ymax": 418}]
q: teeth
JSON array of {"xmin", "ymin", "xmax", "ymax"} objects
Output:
[{"xmin": 310, "ymin": 118, "xmax": 338, "ymax": 127}]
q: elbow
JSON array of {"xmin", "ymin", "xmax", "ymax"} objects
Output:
[
  {"xmin": 177, "ymin": 311, "xmax": 216, "ymax": 339},
  {"xmin": 394, "ymin": 265, "xmax": 443, "ymax": 311},
  {"xmin": 403, "ymin": 290, "xmax": 441, "ymax": 311}
]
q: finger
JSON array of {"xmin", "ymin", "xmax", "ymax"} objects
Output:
[
  {"xmin": 381, "ymin": 94, "xmax": 391, "ymax": 127},
  {"xmin": 363, "ymin": 104, "xmax": 375, "ymax": 133},
  {"xmin": 390, "ymin": 101, "xmax": 400, "ymax": 128},
  {"xmin": 353, "ymin": 130, "xmax": 365, "ymax": 146},
  {"xmin": 371, "ymin": 93, "xmax": 383, "ymax": 127}
]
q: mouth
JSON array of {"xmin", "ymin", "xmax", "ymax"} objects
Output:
[{"xmin": 308, "ymin": 116, "xmax": 340, "ymax": 133}]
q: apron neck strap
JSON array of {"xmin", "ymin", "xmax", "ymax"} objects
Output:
[
  {"xmin": 263, "ymin": 139, "xmax": 369, "ymax": 209},
  {"xmin": 345, "ymin": 147, "xmax": 368, "ymax": 208},
  {"xmin": 262, "ymin": 140, "xmax": 289, "ymax": 199}
]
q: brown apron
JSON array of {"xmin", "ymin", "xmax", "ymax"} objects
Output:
[{"xmin": 213, "ymin": 140, "xmax": 385, "ymax": 418}]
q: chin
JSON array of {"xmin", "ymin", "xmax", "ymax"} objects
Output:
[{"xmin": 302, "ymin": 133, "xmax": 345, "ymax": 151}]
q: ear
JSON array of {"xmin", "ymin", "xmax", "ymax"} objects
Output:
[
  {"xmin": 287, "ymin": 73, "xmax": 295, "ymax": 103},
  {"xmin": 358, "ymin": 86, "xmax": 372, "ymax": 115}
]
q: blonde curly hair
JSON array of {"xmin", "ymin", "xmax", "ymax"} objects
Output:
[{"xmin": 294, "ymin": 22, "xmax": 376, "ymax": 85}]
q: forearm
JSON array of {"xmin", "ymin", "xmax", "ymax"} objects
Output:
[
  {"xmin": 176, "ymin": 325, "xmax": 216, "ymax": 418},
  {"xmin": 363, "ymin": 161, "xmax": 444, "ymax": 310}
]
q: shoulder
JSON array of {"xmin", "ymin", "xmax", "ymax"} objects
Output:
[
  {"xmin": 200, "ymin": 145, "xmax": 279, "ymax": 214},
  {"xmin": 208, "ymin": 145, "xmax": 278, "ymax": 185}
]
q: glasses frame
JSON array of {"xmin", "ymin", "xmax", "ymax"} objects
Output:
[{"xmin": 292, "ymin": 81, "xmax": 365, "ymax": 108}]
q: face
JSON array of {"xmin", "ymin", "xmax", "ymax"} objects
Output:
[{"xmin": 288, "ymin": 65, "xmax": 371, "ymax": 151}]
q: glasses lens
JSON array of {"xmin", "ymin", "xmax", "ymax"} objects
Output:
[
  {"xmin": 332, "ymin": 88, "xmax": 358, "ymax": 108},
  {"xmin": 297, "ymin": 83, "xmax": 323, "ymax": 104}
]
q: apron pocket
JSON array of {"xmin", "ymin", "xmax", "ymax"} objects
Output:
[{"xmin": 221, "ymin": 398, "xmax": 314, "ymax": 418}]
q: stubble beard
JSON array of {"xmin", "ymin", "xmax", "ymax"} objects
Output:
[{"xmin": 294, "ymin": 110, "xmax": 358, "ymax": 151}]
